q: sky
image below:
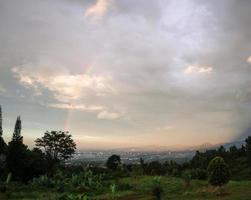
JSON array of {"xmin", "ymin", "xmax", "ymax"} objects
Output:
[{"xmin": 1, "ymin": 0, "xmax": 251, "ymax": 150}]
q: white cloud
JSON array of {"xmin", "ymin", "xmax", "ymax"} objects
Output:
[
  {"xmin": 184, "ymin": 65, "xmax": 213, "ymax": 75},
  {"xmin": 48, "ymin": 103, "xmax": 103, "ymax": 112},
  {"xmin": 97, "ymin": 110, "xmax": 120, "ymax": 120},
  {"xmin": 12, "ymin": 67, "xmax": 123, "ymax": 120},
  {"xmin": 47, "ymin": 103, "xmax": 121, "ymax": 120},
  {"xmin": 12, "ymin": 67, "xmax": 114, "ymax": 102},
  {"xmin": 84, "ymin": 0, "xmax": 112, "ymax": 22}
]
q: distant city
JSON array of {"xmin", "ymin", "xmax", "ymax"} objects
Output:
[{"xmin": 71, "ymin": 140, "xmax": 245, "ymax": 166}]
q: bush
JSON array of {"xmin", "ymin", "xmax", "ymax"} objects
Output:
[
  {"xmin": 117, "ymin": 182, "xmax": 133, "ymax": 191},
  {"xmin": 207, "ymin": 156, "xmax": 230, "ymax": 187}
]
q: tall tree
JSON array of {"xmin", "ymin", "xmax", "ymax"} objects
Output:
[
  {"xmin": 0, "ymin": 105, "xmax": 2, "ymax": 137},
  {"xmin": 7, "ymin": 116, "xmax": 28, "ymax": 181},
  {"xmin": 12, "ymin": 116, "xmax": 22, "ymax": 142},
  {"xmin": 0, "ymin": 105, "xmax": 7, "ymax": 172},
  {"xmin": 0, "ymin": 105, "xmax": 7, "ymax": 154}
]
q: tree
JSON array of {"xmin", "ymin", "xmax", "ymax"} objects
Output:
[
  {"xmin": 0, "ymin": 105, "xmax": 7, "ymax": 173},
  {"xmin": 106, "ymin": 155, "xmax": 121, "ymax": 170},
  {"xmin": 12, "ymin": 116, "xmax": 22, "ymax": 142},
  {"xmin": 245, "ymin": 136, "xmax": 251, "ymax": 166},
  {"xmin": 207, "ymin": 156, "xmax": 230, "ymax": 187},
  {"xmin": 0, "ymin": 105, "xmax": 7, "ymax": 154},
  {"xmin": 35, "ymin": 131, "xmax": 76, "ymax": 165},
  {"xmin": 6, "ymin": 116, "xmax": 29, "ymax": 181}
]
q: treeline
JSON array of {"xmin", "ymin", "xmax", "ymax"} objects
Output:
[
  {"xmin": 105, "ymin": 136, "xmax": 251, "ymax": 181},
  {"xmin": 0, "ymin": 106, "xmax": 76, "ymax": 183}
]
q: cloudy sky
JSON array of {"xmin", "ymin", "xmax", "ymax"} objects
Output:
[{"xmin": 1, "ymin": 0, "xmax": 251, "ymax": 149}]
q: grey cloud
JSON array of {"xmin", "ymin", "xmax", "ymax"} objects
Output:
[{"xmin": 1, "ymin": 0, "xmax": 251, "ymax": 147}]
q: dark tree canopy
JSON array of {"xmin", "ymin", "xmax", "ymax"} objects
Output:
[
  {"xmin": 35, "ymin": 131, "xmax": 76, "ymax": 162},
  {"xmin": 146, "ymin": 161, "xmax": 163, "ymax": 175},
  {"xmin": 207, "ymin": 156, "xmax": 230, "ymax": 187},
  {"xmin": 0, "ymin": 106, "xmax": 7, "ymax": 154},
  {"xmin": 106, "ymin": 154, "xmax": 121, "ymax": 170},
  {"xmin": 246, "ymin": 136, "xmax": 251, "ymax": 166}
]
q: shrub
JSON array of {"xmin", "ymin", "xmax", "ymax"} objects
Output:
[
  {"xmin": 110, "ymin": 183, "xmax": 117, "ymax": 199},
  {"xmin": 207, "ymin": 156, "xmax": 230, "ymax": 187},
  {"xmin": 190, "ymin": 168, "xmax": 207, "ymax": 180},
  {"xmin": 31, "ymin": 175, "xmax": 55, "ymax": 188}
]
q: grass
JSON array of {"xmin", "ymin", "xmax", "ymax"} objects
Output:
[{"xmin": 1, "ymin": 176, "xmax": 251, "ymax": 200}]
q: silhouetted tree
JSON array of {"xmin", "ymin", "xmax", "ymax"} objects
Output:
[
  {"xmin": 207, "ymin": 156, "xmax": 229, "ymax": 187},
  {"xmin": 12, "ymin": 116, "xmax": 22, "ymax": 142},
  {"xmin": 23, "ymin": 148, "xmax": 47, "ymax": 182},
  {"xmin": 0, "ymin": 105, "xmax": 7, "ymax": 174},
  {"xmin": 6, "ymin": 116, "xmax": 29, "ymax": 181},
  {"xmin": 0, "ymin": 105, "xmax": 7, "ymax": 154},
  {"xmin": 106, "ymin": 155, "xmax": 121, "ymax": 170},
  {"xmin": 35, "ymin": 131, "xmax": 76, "ymax": 174}
]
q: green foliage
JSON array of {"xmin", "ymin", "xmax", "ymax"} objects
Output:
[
  {"xmin": 5, "ymin": 173, "xmax": 11, "ymax": 185},
  {"xmin": 182, "ymin": 170, "xmax": 191, "ymax": 187},
  {"xmin": 146, "ymin": 161, "xmax": 163, "ymax": 175},
  {"xmin": 151, "ymin": 176, "xmax": 163, "ymax": 200},
  {"xmin": 110, "ymin": 183, "xmax": 116, "ymax": 199},
  {"xmin": 163, "ymin": 160, "xmax": 182, "ymax": 177},
  {"xmin": 32, "ymin": 175, "xmax": 55, "ymax": 188},
  {"xmin": 207, "ymin": 156, "xmax": 230, "ymax": 187},
  {"xmin": 57, "ymin": 193, "xmax": 88, "ymax": 200}
]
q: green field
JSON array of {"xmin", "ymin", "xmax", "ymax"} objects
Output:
[{"xmin": 1, "ymin": 176, "xmax": 251, "ymax": 200}]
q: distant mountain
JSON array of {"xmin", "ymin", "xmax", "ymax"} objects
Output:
[
  {"xmin": 220, "ymin": 140, "xmax": 245, "ymax": 149},
  {"xmin": 78, "ymin": 140, "xmax": 246, "ymax": 153}
]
